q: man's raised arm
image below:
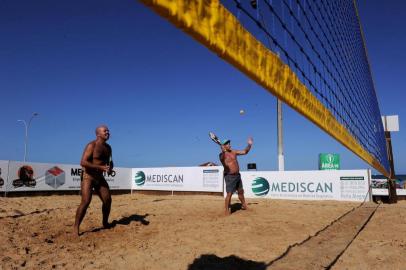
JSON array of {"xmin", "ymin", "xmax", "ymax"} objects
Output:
[{"xmin": 236, "ymin": 137, "xmax": 253, "ymax": 155}]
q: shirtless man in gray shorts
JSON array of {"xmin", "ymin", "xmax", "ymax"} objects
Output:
[
  {"xmin": 219, "ymin": 137, "xmax": 253, "ymax": 216},
  {"xmin": 74, "ymin": 125, "xmax": 113, "ymax": 236}
]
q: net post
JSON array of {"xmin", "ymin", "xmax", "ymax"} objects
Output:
[
  {"xmin": 385, "ymin": 131, "xmax": 397, "ymax": 203},
  {"xmin": 277, "ymin": 99, "xmax": 284, "ymax": 171}
]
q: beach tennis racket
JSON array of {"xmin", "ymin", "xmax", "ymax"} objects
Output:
[{"xmin": 209, "ymin": 132, "xmax": 221, "ymax": 145}]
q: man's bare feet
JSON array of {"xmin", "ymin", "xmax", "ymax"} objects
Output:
[
  {"xmin": 224, "ymin": 207, "xmax": 231, "ymax": 216},
  {"xmin": 241, "ymin": 203, "xmax": 248, "ymax": 210}
]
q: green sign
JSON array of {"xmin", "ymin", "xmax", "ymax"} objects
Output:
[{"xmin": 319, "ymin": 153, "xmax": 340, "ymax": 170}]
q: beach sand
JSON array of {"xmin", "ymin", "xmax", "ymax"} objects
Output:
[{"xmin": 1, "ymin": 194, "xmax": 406, "ymax": 269}]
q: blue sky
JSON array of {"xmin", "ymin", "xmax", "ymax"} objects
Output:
[{"xmin": 0, "ymin": 0, "xmax": 404, "ymax": 174}]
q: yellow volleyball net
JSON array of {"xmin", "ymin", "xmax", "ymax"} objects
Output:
[{"xmin": 139, "ymin": 0, "xmax": 389, "ymax": 177}]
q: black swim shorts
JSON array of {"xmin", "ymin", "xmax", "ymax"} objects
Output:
[{"xmin": 224, "ymin": 173, "xmax": 243, "ymax": 193}]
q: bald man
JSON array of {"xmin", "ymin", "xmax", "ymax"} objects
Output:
[{"xmin": 74, "ymin": 125, "xmax": 113, "ymax": 236}]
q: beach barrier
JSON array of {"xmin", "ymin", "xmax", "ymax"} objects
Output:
[
  {"xmin": 238, "ymin": 170, "xmax": 371, "ymax": 202},
  {"xmin": 1, "ymin": 160, "xmax": 131, "ymax": 193},
  {"xmin": 4, "ymin": 160, "xmax": 402, "ymax": 202},
  {"xmin": 132, "ymin": 167, "xmax": 223, "ymax": 192}
]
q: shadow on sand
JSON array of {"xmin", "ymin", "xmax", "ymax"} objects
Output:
[
  {"xmin": 230, "ymin": 203, "xmax": 244, "ymax": 213},
  {"xmin": 83, "ymin": 213, "xmax": 150, "ymax": 235},
  {"xmin": 229, "ymin": 202, "xmax": 257, "ymax": 214},
  {"xmin": 113, "ymin": 213, "xmax": 150, "ymax": 226},
  {"xmin": 188, "ymin": 254, "xmax": 267, "ymax": 270}
]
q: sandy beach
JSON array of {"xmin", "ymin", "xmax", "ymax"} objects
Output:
[{"xmin": 1, "ymin": 194, "xmax": 406, "ymax": 269}]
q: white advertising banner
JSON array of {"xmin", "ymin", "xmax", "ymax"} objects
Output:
[
  {"xmin": 371, "ymin": 177, "xmax": 406, "ymax": 196},
  {"xmin": 371, "ymin": 189, "xmax": 406, "ymax": 196},
  {"xmin": 230, "ymin": 170, "xmax": 370, "ymax": 202},
  {"xmin": 0, "ymin": 160, "xmax": 9, "ymax": 192},
  {"xmin": 132, "ymin": 167, "xmax": 223, "ymax": 192},
  {"xmin": 6, "ymin": 161, "xmax": 132, "ymax": 192},
  {"xmin": 1, "ymin": 160, "xmax": 374, "ymax": 201}
]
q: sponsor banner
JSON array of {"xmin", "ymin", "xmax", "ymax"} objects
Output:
[
  {"xmin": 6, "ymin": 161, "xmax": 132, "ymax": 192},
  {"xmin": 132, "ymin": 167, "xmax": 223, "ymax": 192},
  {"xmin": 371, "ymin": 177, "xmax": 406, "ymax": 196},
  {"xmin": 371, "ymin": 189, "xmax": 406, "ymax": 196},
  {"xmin": 0, "ymin": 160, "xmax": 9, "ymax": 192},
  {"xmin": 229, "ymin": 170, "xmax": 370, "ymax": 202},
  {"xmin": 319, "ymin": 153, "xmax": 340, "ymax": 170}
]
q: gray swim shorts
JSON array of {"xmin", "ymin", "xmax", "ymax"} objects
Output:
[{"xmin": 224, "ymin": 173, "xmax": 243, "ymax": 193}]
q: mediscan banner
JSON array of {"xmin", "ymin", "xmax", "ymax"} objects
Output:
[
  {"xmin": 233, "ymin": 170, "xmax": 370, "ymax": 202},
  {"xmin": 132, "ymin": 166, "xmax": 223, "ymax": 192},
  {"xmin": 6, "ymin": 161, "xmax": 132, "ymax": 192},
  {"xmin": 0, "ymin": 160, "xmax": 9, "ymax": 192}
]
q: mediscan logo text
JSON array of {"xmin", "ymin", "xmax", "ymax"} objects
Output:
[
  {"xmin": 251, "ymin": 176, "xmax": 333, "ymax": 196},
  {"xmin": 270, "ymin": 181, "xmax": 333, "ymax": 193},
  {"xmin": 134, "ymin": 171, "xmax": 184, "ymax": 186},
  {"xmin": 146, "ymin": 174, "xmax": 184, "ymax": 183}
]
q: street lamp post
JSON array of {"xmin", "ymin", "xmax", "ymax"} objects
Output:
[{"xmin": 17, "ymin": 112, "xmax": 39, "ymax": 162}]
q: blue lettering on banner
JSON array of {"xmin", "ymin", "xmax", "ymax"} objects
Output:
[
  {"xmin": 300, "ymin": 182, "xmax": 307, "ymax": 192},
  {"xmin": 308, "ymin": 183, "xmax": 314, "ymax": 192},
  {"xmin": 146, "ymin": 174, "xmax": 184, "ymax": 183},
  {"xmin": 271, "ymin": 182, "xmax": 280, "ymax": 192},
  {"xmin": 270, "ymin": 181, "xmax": 333, "ymax": 193}
]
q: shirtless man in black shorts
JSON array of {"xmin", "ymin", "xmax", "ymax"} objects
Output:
[
  {"xmin": 74, "ymin": 125, "xmax": 113, "ymax": 236},
  {"xmin": 0, "ymin": 168, "xmax": 4, "ymax": 187},
  {"xmin": 219, "ymin": 137, "xmax": 253, "ymax": 216}
]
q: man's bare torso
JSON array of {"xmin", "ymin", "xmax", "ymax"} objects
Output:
[
  {"xmin": 220, "ymin": 150, "xmax": 240, "ymax": 174},
  {"xmin": 85, "ymin": 140, "xmax": 111, "ymax": 175}
]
